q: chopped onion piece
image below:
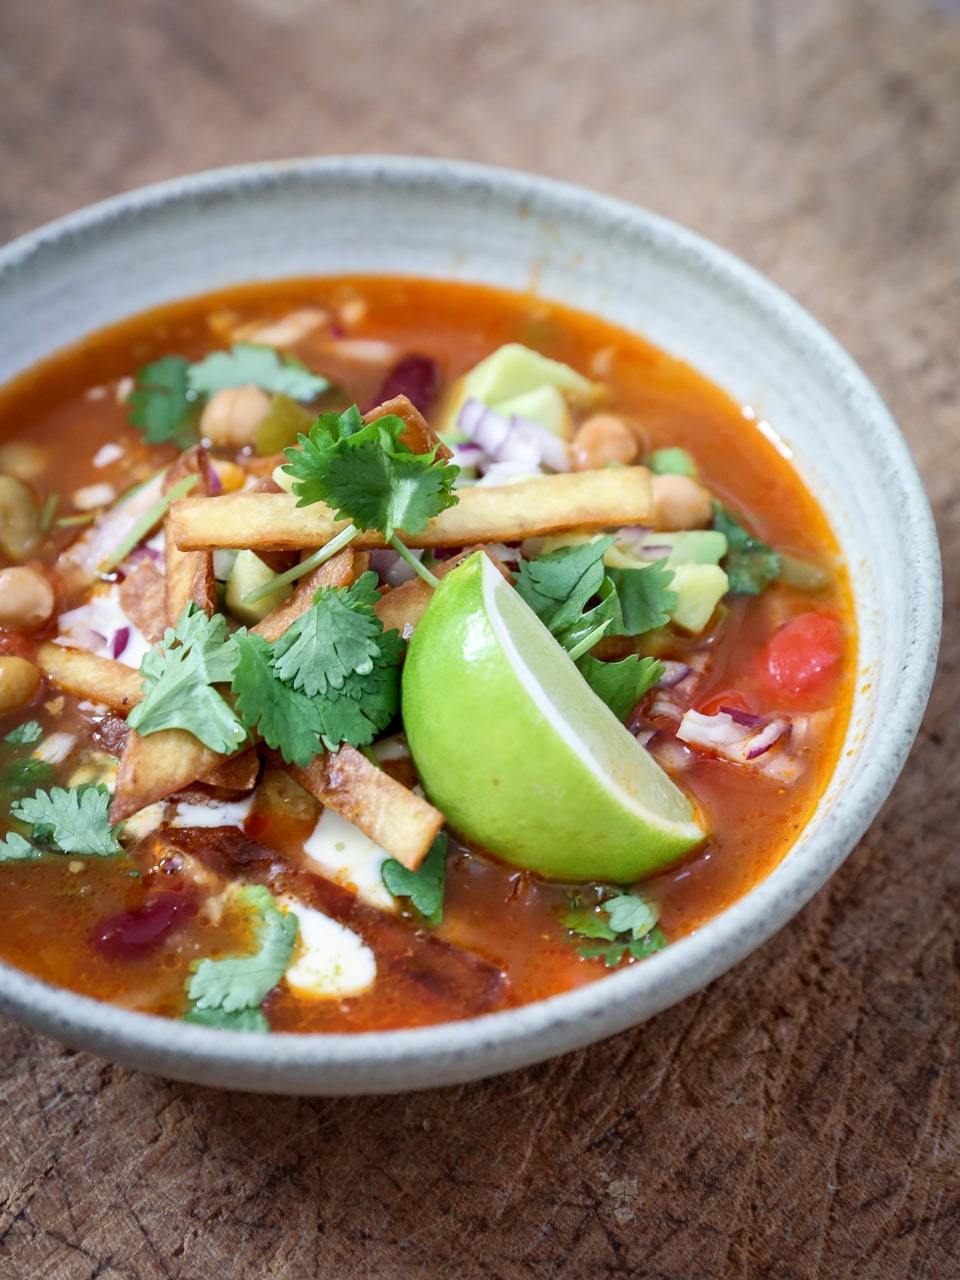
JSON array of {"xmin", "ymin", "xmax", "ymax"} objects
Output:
[
  {"xmin": 457, "ymin": 397, "xmax": 570, "ymax": 474},
  {"xmin": 657, "ymin": 661, "xmax": 692, "ymax": 689}
]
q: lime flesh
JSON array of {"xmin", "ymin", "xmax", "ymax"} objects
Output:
[{"xmin": 401, "ymin": 552, "xmax": 705, "ymax": 882}]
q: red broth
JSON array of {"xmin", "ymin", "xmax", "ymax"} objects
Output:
[{"xmin": 0, "ymin": 276, "xmax": 854, "ymax": 1030}]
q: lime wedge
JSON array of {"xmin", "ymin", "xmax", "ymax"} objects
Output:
[{"xmin": 401, "ymin": 552, "xmax": 705, "ymax": 882}]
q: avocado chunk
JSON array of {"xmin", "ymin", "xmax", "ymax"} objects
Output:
[
  {"xmin": 226, "ymin": 550, "xmax": 292, "ymax": 624},
  {"xmin": 493, "ymin": 384, "xmax": 574, "ymax": 439},
  {"xmin": 605, "ymin": 530, "xmax": 728, "ymax": 571},
  {"xmin": 669, "ymin": 563, "xmax": 729, "ymax": 633},
  {"xmin": 440, "ymin": 343, "xmax": 600, "ymax": 433}
]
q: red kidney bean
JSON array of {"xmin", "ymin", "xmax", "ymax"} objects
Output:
[
  {"xmin": 376, "ymin": 355, "xmax": 440, "ymax": 415},
  {"xmin": 92, "ymin": 892, "xmax": 198, "ymax": 959}
]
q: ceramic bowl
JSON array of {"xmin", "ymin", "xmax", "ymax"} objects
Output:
[{"xmin": 0, "ymin": 157, "xmax": 940, "ymax": 1094}]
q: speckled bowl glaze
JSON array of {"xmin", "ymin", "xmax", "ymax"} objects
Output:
[{"xmin": 0, "ymin": 158, "xmax": 940, "ymax": 1094}]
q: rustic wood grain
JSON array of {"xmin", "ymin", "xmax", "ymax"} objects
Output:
[{"xmin": 1, "ymin": 0, "xmax": 958, "ymax": 1275}]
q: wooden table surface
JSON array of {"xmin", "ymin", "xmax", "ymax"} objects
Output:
[{"xmin": 1, "ymin": 1, "xmax": 958, "ymax": 1276}]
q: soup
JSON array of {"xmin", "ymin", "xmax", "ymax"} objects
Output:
[{"xmin": 0, "ymin": 277, "xmax": 853, "ymax": 1032}]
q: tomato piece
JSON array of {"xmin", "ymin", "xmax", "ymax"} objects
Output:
[{"xmin": 760, "ymin": 611, "xmax": 842, "ymax": 698}]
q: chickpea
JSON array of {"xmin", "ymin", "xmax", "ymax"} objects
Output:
[
  {"xmin": 200, "ymin": 385, "xmax": 271, "ymax": 448},
  {"xmin": 571, "ymin": 414, "xmax": 640, "ymax": 471},
  {"xmin": 0, "ymin": 567, "xmax": 55, "ymax": 630},
  {"xmin": 651, "ymin": 473, "xmax": 713, "ymax": 530},
  {"xmin": 0, "ymin": 656, "xmax": 40, "ymax": 713},
  {"xmin": 0, "ymin": 475, "xmax": 41, "ymax": 562}
]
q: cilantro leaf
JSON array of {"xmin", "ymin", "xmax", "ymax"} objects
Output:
[
  {"xmin": 558, "ymin": 902, "xmax": 619, "ymax": 941},
  {"xmin": 182, "ymin": 1004, "xmax": 270, "ymax": 1033},
  {"xmin": 605, "ymin": 893, "xmax": 659, "ymax": 938},
  {"xmin": 128, "ymin": 604, "xmax": 249, "ymax": 754},
  {"xmin": 313, "ymin": 630, "xmax": 403, "ymax": 750},
  {"xmin": 578, "ymin": 931, "xmax": 667, "ymax": 967},
  {"xmin": 577, "ymin": 655, "xmax": 664, "ymax": 720},
  {"xmin": 0, "ymin": 755, "xmax": 54, "ymax": 802},
  {"xmin": 560, "ymin": 890, "xmax": 666, "ymax": 968},
  {"xmin": 382, "ymin": 833, "xmax": 448, "ymax": 926},
  {"xmin": 4, "ymin": 721, "xmax": 42, "ymax": 746},
  {"xmin": 515, "ymin": 538, "xmax": 613, "ymax": 636},
  {"xmin": 272, "ymin": 572, "xmax": 384, "ymax": 697},
  {"xmin": 607, "ymin": 561, "xmax": 677, "ymax": 635},
  {"xmin": 188, "ymin": 344, "xmax": 329, "ymax": 402},
  {"xmin": 128, "ymin": 356, "xmax": 198, "ymax": 447},
  {"xmin": 712, "ymin": 501, "xmax": 780, "ymax": 595},
  {"xmin": 11, "ymin": 785, "xmax": 122, "ymax": 856},
  {"xmin": 0, "ymin": 832, "xmax": 43, "ymax": 862},
  {"xmin": 230, "ymin": 584, "xmax": 404, "ymax": 760},
  {"xmin": 230, "ymin": 632, "xmax": 326, "ymax": 767},
  {"xmin": 283, "ymin": 409, "xmax": 459, "ymax": 539},
  {"xmin": 187, "ymin": 885, "xmax": 297, "ymax": 1013}
]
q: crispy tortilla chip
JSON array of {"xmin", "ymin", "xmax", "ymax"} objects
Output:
[
  {"xmin": 110, "ymin": 729, "xmax": 230, "ymax": 824},
  {"xmin": 36, "ymin": 643, "xmax": 142, "ymax": 714},
  {"xmin": 171, "ymin": 468, "xmax": 654, "ymax": 552},
  {"xmin": 164, "ymin": 445, "xmax": 217, "ymax": 625},
  {"xmin": 364, "ymin": 395, "xmax": 453, "ymax": 460},
  {"xmin": 110, "ymin": 548, "xmax": 370, "ymax": 821},
  {"xmin": 202, "ymin": 749, "xmax": 261, "ymax": 793},
  {"xmin": 251, "ymin": 547, "xmax": 365, "ymax": 642},
  {"xmin": 374, "ymin": 546, "xmax": 510, "ymax": 637},
  {"xmin": 117, "ymin": 560, "xmax": 166, "ymax": 643},
  {"xmin": 291, "ymin": 746, "xmax": 443, "ymax": 870}
]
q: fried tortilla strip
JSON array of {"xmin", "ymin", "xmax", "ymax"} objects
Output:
[
  {"xmin": 110, "ymin": 729, "xmax": 226, "ymax": 823},
  {"xmin": 291, "ymin": 746, "xmax": 443, "ymax": 870},
  {"xmin": 171, "ymin": 467, "xmax": 654, "ymax": 552},
  {"xmin": 374, "ymin": 546, "xmax": 510, "ymax": 637},
  {"xmin": 117, "ymin": 560, "xmax": 166, "ymax": 643},
  {"xmin": 251, "ymin": 547, "xmax": 366, "ymax": 642},
  {"xmin": 109, "ymin": 548, "xmax": 365, "ymax": 821},
  {"xmin": 160, "ymin": 826, "xmax": 508, "ymax": 1020},
  {"xmin": 36, "ymin": 643, "xmax": 143, "ymax": 714},
  {"xmin": 364, "ymin": 394, "xmax": 454, "ymax": 460},
  {"xmin": 164, "ymin": 445, "xmax": 217, "ymax": 625},
  {"xmin": 204, "ymin": 749, "xmax": 261, "ymax": 793}
]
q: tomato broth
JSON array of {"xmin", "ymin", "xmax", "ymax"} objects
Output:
[{"xmin": 0, "ymin": 276, "xmax": 854, "ymax": 1032}]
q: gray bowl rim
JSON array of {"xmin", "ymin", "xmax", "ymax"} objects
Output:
[{"xmin": 0, "ymin": 155, "xmax": 941, "ymax": 1088}]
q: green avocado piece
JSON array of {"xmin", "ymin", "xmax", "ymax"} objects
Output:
[
  {"xmin": 226, "ymin": 550, "xmax": 292, "ymax": 624},
  {"xmin": 440, "ymin": 343, "xmax": 600, "ymax": 433},
  {"xmin": 669, "ymin": 563, "xmax": 729, "ymax": 633},
  {"xmin": 493, "ymin": 384, "xmax": 573, "ymax": 439},
  {"xmin": 606, "ymin": 530, "xmax": 728, "ymax": 571}
]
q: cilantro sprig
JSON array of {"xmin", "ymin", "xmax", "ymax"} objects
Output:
[
  {"xmin": 130, "ymin": 580, "xmax": 403, "ymax": 765},
  {"xmin": 577, "ymin": 654, "xmax": 664, "ymax": 721},
  {"xmin": 381, "ymin": 832, "xmax": 448, "ymax": 926},
  {"xmin": 128, "ymin": 344, "xmax": 330, "ymax": 448},
  {"xmin": 1, "ymin": 785, "xmax": 123, "ymax": 862},
  {"xmin": 231, "ymin": 572, "xmax": 403, "ymax": 763},
  {"xmin": 185, "ymin": 885, "xmax": 296, "ymax": 1024},
  {"xmin": 514, "ymin": 539, "xmax": 677, "ymax": 717},
  {"xmin": 711, "ymin": 501, "xmax": 780, "ymax": 596},
  {"xmin": 560, "ymin": 891, "xmax": 666, "ymax": 968},
  {"xmin": 263, "ymin": 406, "xmax": 459, "ymax": 602},
  {"xmin": 127, "ymin": 605, "xmax": 249, "ymax": 755},
  {"xmin": 4, "ymin": 721, "xmax": 43, "ymax": 747}
]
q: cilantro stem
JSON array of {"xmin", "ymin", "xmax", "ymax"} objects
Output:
[
  {"xmin": 241, "ymin": 522, "xmax": 360, "ymax": 605},
  {"xmin": 39, "ymin": 493, "xmax": 59, "ymax": 534},
  {"xmin": 566, "ymin": 619, "xmax": 612, "ymax": 662},
  {"xmin": 389, "ymin": 535, "xmax": 439, "ymax": 589},
  {"xmin": 98, "ymin": 473, "xmax": 199, "ymax": 574}
]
